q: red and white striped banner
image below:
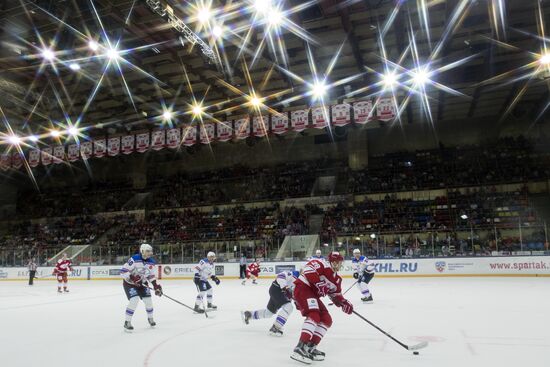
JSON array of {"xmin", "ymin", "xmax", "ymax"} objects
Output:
[
  {"xmin": 217, "ymin": 122, "xmax": 233, "ymax": 142},
  {"xmin": 121, "ymin": 135, "xmax": 134, "ymax": 155},
  {"xmin": 107, "ymin": 137, "xmax": 120, "ymax": 157},
  {"xmin": 151, "ymin": 130, "xmax": 165, "ymax": 151},
  {"xmin": 53, "ymin": 145, "xmax": 65, "ymax": 164},
  {"xmin": 81, "ymin": 141, "xmax": 93, "ymax": 160},
  {"xmin": 94, "ymin": 139, "xmax": 106, "ymax": 158},
  {"xmin": 67, "ymin": 144, "xmax": 79, "ymax": 162},
  {"xmin": 376, "ymin": 97, "xmax": 396, "ymax": 121},
  {"xmin": 331, "ymin": 103, "xmax": 351, "ymax": 126},
  {"xmin": 271, "ymin": 113, "xmax": 289, "ymax": 134},
  {"xmin": 235, "ymin": 117, "xmax": 250, "ymax": 139},
  {"xmin": 166, "ymin": 128, "xmax": 180, "ymax": 149},
  {"xmin": 252, "ymin": 115, "xmax": 269, "ymax": 137},
  {"xmin": 353, "ymin": 100, "xmax": 374, "ymax": 124},
  {"xmin": 182, "ymin": 125, "xmax": 197, "ymax": 146},
  {"xmin": 312, "ymin": 106, "xmax": 329, "ymax": 129},
  {"xmin": 0, "ymin": 153, "xmax": 11, "ymax": 171},
  {"xmin": 136, "ymin": 133, "xmax": 150, "ymax": 153},
  {"xmin": 291, "ymin": 109, "xmax": 308, "ymax": 132},
  {"xmin": 200, "ymin": 123, "xmax": 215, "ymax": 144},
  {"xmin": 28, "ymin": 149, "xmax": 40, "ymax": 167},
  {"xmin": 41, "ymin": 146, "xmax": 53, "ymax": 165}
]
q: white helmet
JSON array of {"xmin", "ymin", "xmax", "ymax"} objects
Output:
[
  {"xmin": 140, "ymin": 244, "xmax": 153, "ymax": 259},
  {"xmin": 353, "ymin": 248, "xmax": 361, "ymax": 256},
  {"xmin": 207, "ymin": 251, "xmax": 216, "ymax": 261},
  {"xmin": 315, "ymin": 249, "xmax": 322, "ymax": 256}
]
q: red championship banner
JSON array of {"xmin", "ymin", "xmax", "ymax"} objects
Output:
[
  {"xmin": 291, "ymin": 109, "xmax": 308, "ymax": 131},
  {"xmin": 28, "ymin": 149, "xmax": 40, "ymax": 167},
  {"xmin": 217, "ymin": 121, "xmax": 233, "ymax": 142},
  {"xmin": 121, "ymin": 135, "xmax": 134, "ymax": 155},
  {"xmin": 182, "ymin": 125, "xmax": 197, "ymax": 146},
  {"xmin": 331, "ymin": 103, "xmax": 351, "ymax": 126},
  {"xmin": 151, "ymin": 130, "xmax": 165, "ymax": 151},
  {"xmin": 0, "ymin": 153, "xmax": 11, "ymax": 171},
  {"xmin": 376, "ymin": 97, "xmax": 396, "ymax": 121},
  {"xmin": 235, "ymin": 117, "xmax": 250, "ymax": 139},
  {"xmin": 107, "ymin": 137, "xmax": 120, "ymax": 157},
  {"xmin": 41, "ymin": 146, "xmax": 53, "ymax": 165},
  {"xmin": 166, "ymin": 128, "xmax": 180, "ymax": 149},
  {"xmin": 53, "ymin": 145, "xmax": 65, "ymax": 164},
  {"xmin": 12, "ymin": 152, "xmax": 23, "ymax": 169},
  {"xmin": 94, "ymin": 138, "xmax": 106, "ymax": 158},
  {"xmin": 200, "ymin": 123, "xmax": 215, "ymax": 144},
  {"xmin": 81, "ymin": 141, "xmax": 93, "ymax": 160},
  {"xmin": 252, "ymin": 115, "xmax": 269, "ymax": 137},
  {"xmin": 136, "ymin": 132, "xmax": 150, "ymax": 153},
  {"xmin": 312, "ymin": 106, "xmax": 329, "ymax": 129},
  {"xmin": 271, "ymin": 113, "xmax": 289, "ymax": 134},
  {"xmin": 67, "ymin": 144, "xmax": 79, "ymax": 162},
  {"xmin": 353, "ymin": 100, "xmax": 374, "ymax": 124}
]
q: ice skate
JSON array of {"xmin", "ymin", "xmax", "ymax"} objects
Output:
[
  {"xmin": 361, "ymin": 295, "xmax": 373, "ymax": 303},
  {"xmin": 194, "ymin": 305, "xmax": 205, "ymax": 314},
  {"xmin": 241, "ymin": 311, "xmax": 252, "ymax": 324},
  {"xmin": 307, "ymin": 343, "xmax": 325, "ymax": 361},
  {"xmin": 207, "ymin": 303, "xmax": 217, "ymax": 310},
  {"xmin": 290, "ymin": 341, "xmax": 313, "ymax": 364},
  {"xmin": 269, "ymin": 325, "xmax": 283, "ymax": 337},
  {"xmin": 124, "ymin": 321, "xmax": 134, "ymax": 332},
  {"xmin": 148, "ymin": 318, "xmax": 156, "ymax": 327}
]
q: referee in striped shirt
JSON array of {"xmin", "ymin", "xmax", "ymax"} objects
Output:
[{"xmin": 27, "ymin": 258, "xmax": 37, "ymax": 285}]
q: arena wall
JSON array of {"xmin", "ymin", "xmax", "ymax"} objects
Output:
[{"xmin": 1, "ymin": 256, "xmax": 549, "ymax": 281}]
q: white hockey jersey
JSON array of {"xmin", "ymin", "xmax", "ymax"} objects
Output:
[
  {"xmin": 273, "ymin": 270, "xmax": 299, "ymax": 290},
  {"xmin": 352, "ymin": 255, "xmax": 375, "ymax": 274},
  {"xmin": 120, "ymin": 254, "xmax": 157, "ymax": 286},
  {"xmin": 194, "ymin": 258, "xmax": 214, "ymax": 281}
]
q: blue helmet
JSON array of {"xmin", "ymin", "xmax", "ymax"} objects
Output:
[{"xmin": 292, "ymin": 270, "xmax": 300, "ymax": 278}]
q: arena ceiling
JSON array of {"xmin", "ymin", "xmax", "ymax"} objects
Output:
[{"xmin": 1, "ymin": 0, "xmax": 550, "ymax": 144}]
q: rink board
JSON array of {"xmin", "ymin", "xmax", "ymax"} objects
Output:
[{"xmin": 1, "ymin": 256, "xmax": 549, "ymax": 281}]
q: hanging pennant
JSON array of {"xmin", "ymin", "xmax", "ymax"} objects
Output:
[
  {"xmin": 166, "ymin": 128, "xmax": 180, "ymax": 149},
  {"xmin": 0, "ymin": 153, "xmax": 11, "ymax": 171},
  {"xmin": 151, "ymin": 130, "xmax": 165, "ymax": 151},
  {"xmin": 271, "ymin": 113, "xmax": 289, "ymax": 134},
  {"xmin": 252, "ymin": 115, "xmax": 269, "ymax": 137},
  {"xmin": 94, "ymin": 138, "xmax": 107, "ymax": 158},
  {"xmin": 331, "ymin": 103, "xmax": 351, "ymax": 126},
  {"xmin": 42, "ymin": 146, "xmax": 53, "ymax": 165},
  {"xmin": 12, "ymin": 152, "xmax": 23, "ymax": 169},
  {"xmin": 121, "ymin": 135, "xmax": 135, "ymax": 155},
  {"xmin": 53, "ymin": 145, "xmax": 65, "ymax": 164},
  {"xmin": 200, "ymin": 123, "xmax": 215, "ymax": 144},
  {"xmin": 376, "ymin": 97, "xmax": 396, "ymax": 121},
  {"xmin": 291, "ymin": 109, "xmax": 309, "ymax": 132},
  {"xmin": 107, "ymin": 137, "xmax": 120, "ymax": 157},
  {"xmin": 28, "ymin": 149, "xmax": 40, "ymax": 167},
  {"xmin": 182, "ymin": 125, "xmax": 197, "ymax": 146},
  {"xmin": 67, "ymin": 144, "xmax": 79, "ymax": 162},
  {"xmin": 235, "ymin": 117, "xmax": 250, "ymax": 139},
  {"xmin": 135, "ymin": 132, "xmax": 150, "ymax": 153},
  {"xmin": 217, "ymin": 121, "xmax": 233, "ymax": 142},
  {"xmin": 81, "ymin": 141, "xmax": 93, "ymax": 160},
  {"xmin": 312, "ymin": 106, "xmax": 329, "ymax": 129},
  {"xmin": 353, "ymin": 100, "xmax": 374, "ymax": 124}
]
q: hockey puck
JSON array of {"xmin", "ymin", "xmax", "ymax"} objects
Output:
[{"xmin": 413, "ymin": 351, "xmax": 419, "ymax": 355}]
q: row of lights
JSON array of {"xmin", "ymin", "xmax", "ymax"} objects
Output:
[
  {"xmin": 40, "ymin": 39, "xmax": 120, "ymax": 72},
  {"xmin": 5, "ymin": 127, "xmax": 79, "ymax": 146}
]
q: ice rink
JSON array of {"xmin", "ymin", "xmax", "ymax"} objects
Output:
[{"xmin": 2, "ymin": 277, "xmax": 549, "ymax": 367}]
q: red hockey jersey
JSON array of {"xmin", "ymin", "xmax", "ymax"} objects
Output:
[
  {"xmin": 247, "ymin": 262, "xmax": 260, "ymax": 275},
  {"xmin": 296, "ymin": 258, "xmax": 343, "ymax": 297},
  {"xmin": 54, "ymin": 259, "xmax": 73, "ymax": 274}
]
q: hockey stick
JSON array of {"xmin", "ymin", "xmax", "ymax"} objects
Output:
[
  {"xmin": 353, "ymin": 310, "xmax": 428, "ymax": 351},
  {"xmin": 146, "ymin": 286, "xmax": 196, "ymax": 313},
  {"xmin": 195, "ymin": 282, "xmax": 209, "ymax": 318},
  {"xmin": 328, "ymin": 280, "xmax": 358, "ymax": 306}
]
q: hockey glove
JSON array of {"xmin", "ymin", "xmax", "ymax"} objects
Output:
[
  {"xmin": 340, "ymin": 299, "xmax": 353, "ymax": 314},
  {"xmin": 315, "ymin": 282, "xmax": 330, "ymax": 298},
  {"xmin": 193, "ymin": 274, "xmax": 201, "ymax": 285},
  {"xmin": 130, "ymin": 274, "xmax": 145, "ymax": 287},
  {"xmin": 211, "ymin": 275, "xmax": 221, "ymax": 285},
  {"xmin": 353, "ymin": 272, "xmax": 359, "ymax": 280},
  {"xmin": 283, "ymin": 287, "xmax": 293, "ymax": 300},
  {"xmin": 152, "ymin": 281, "xmax": 163, "ymax": 297}
]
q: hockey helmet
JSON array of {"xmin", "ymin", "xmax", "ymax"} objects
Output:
[{"xmin": 140, "ymin": 243, "xmax": 153, "ymax": 259}]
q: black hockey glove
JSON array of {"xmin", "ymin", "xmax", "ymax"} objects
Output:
[
  {"xmin": 353, "ymin": 272, "xmax": 359, "ymax": 280},
  {"xmin": 211, "ymin": 275, "xmax": 221, "ymax": 285},
  {"xmin": 193, "ymin": 274, "xmax": 201, "ymax": 285}
]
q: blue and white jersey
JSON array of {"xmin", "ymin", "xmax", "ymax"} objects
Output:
[
  {"xmin": 194, "ymin": 258, "xmax": 214, "ymax": 281},
  {"xmin": 310, "ymin": 255, "xmax": 325, "ymax": 260},
  {"xmin": 273, "ymin": 271, "xmax": 298, "ymax": 290},
  {"xmin": 121, "ymin": 254, "xmax": 157, "ymax": 285},
  {"xmin": 352, "ymin": 256, "xmax": 375, "ymax": 274}
]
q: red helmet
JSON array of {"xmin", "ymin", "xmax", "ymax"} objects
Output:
[{"xmin": 328, "ymin": 251, "xmax": 344, "ymax": 264}]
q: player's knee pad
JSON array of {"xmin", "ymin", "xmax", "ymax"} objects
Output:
[
  {"xmin": 128, "ymin": 296, "xmax": 139, "ymax": 309},
  {"xmin": 280, "ymin": 302, "xmax": 293, "ymax": 316},
  {"xmin": 319, "ymin": 311, "xmax": 333, "ymax": 328}
]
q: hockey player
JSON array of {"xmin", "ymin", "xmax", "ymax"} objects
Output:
[
  {"xmin": 120, "ymin": 244, "xmax": 163, "ymax": 332},
  {"xmin": 193, "ymin": 251, "xmax": 220, "ymax": 313},
  {"xmin": 241, "ymin": 270, "xmax": 300, "ymax": 336},
  {"xmin": 291, "ymin": 252, "xmax": 353, "ymax": 364},
  {"xmin": 53, "ymin": 253, "xmax": 73, "ymax": 293},
  {"xmin": 352, "ymin": 249, "xmax": 375, "ymax": 302},
  {"xmin": 241, "ymin": 259, "xmax": 261, "ymax": 285},
  {"xmin": 310, "ymin": 249, "xmax": 324, "ymax": 260}
]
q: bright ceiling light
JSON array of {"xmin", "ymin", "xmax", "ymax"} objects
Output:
[
  {"xmin": 106, "ymin": 47, "xmax": 119, "ymax": 60},
  {"xmin": 162, "ymin": 110, "xmax": 173, "ymax": 121},
  {"xmin": 69, "ymin": 63, "xmax": 81, "ymax": 71},
  {"xmin": 412, "ymin": 68, "xmax": 430, "ymax": 86},
  {"xmin": 253, "ymin": 0, "xmax": 270, "ymax": 13},
  {"xmin": 67, "ymin": 126, "xmax": 79, "ymax": 136},
  {"xmin": 7, "ymin": 135, "xmax": 21, "ymax": 145},
  {"xmin": 41, "ymin": 48, "xmax": 54, "ymax": 61},
  {"xmin": 460, "ymin": 214, "xmax": 468, "ymax": 220},
  {"xmin": 311, "ymin": 81, "xmax": 327, "ymax": 99},
  {"xmin": 382, "ymin": 72, "xmax": 398, "ymax": 88},
  {"xmin": 50, "ymin": 129, "xmax": 61, "ymax": 138},
  {"xmin": 28, "ymin": 135, "xmax": 39, "ymax": 142},
  {"xmin": 88, "ymin": 40, "xmax": 99, "ymax": 51},
  {"xmin": 197, "ymin": 7, "xmax": 211, "ymax": 24},
  {"xmin": 212, "ymin": 25, "xmax": 223, "ymax": 38},
  {"xmin": 192, "ymin": 104, "xmax": 204, "ymax": 116},
  {"xmin": 539, "ymin": 53, "xmax": 550, "ymax": 65},
  {"xmin": 268, "ymin": 9, "xmax": 283, "ymax": 26},
  {"xmin": 249, "ymin": 96, "xmax": 262, "ymax": 107}
]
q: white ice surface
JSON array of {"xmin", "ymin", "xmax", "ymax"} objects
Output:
[{"xmin": 2, "ymin": 277, "xmax": 549, "ymax": 367}]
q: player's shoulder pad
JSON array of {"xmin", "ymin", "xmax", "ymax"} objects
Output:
[
  {"xmin": 131, "ymin": 254, "xmax": 143, "ymax": 262},
  {"xmin": 145, "ymin": 257, "xmax": 156, "ymax": 265},
  {"xmin": 360, "ymin": 256, "xmax": 367, "ymax": 261}
]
